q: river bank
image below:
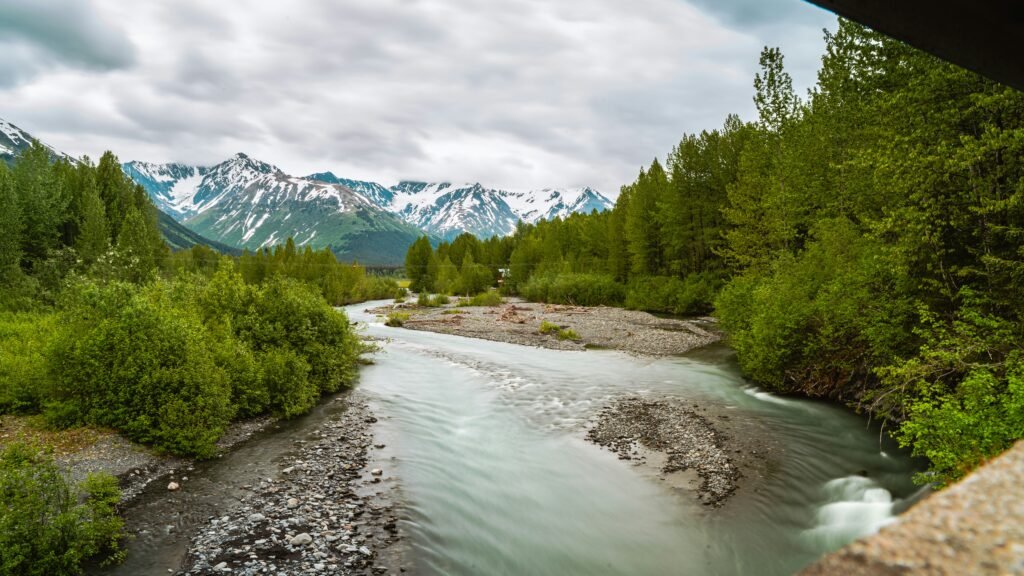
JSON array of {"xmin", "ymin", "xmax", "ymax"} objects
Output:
[
  {"xmin": 181, "ymin": 394, "xmax": 402, "ymax": 575},
  {"xmin": 371, "ymin": 298, "xmax": 720, "ymax": 356}
]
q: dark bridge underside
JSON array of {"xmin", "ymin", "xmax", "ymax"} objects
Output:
[{"xmin": 806, "ymin": 0, "xmax": 1024, "ymax": 91}]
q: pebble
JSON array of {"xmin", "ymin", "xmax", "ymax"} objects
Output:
[
  {"xmin": 587, "ymin": 397, "xmax": 741, "ymax": 507},
  {"xmin": 178, "ymin": 397, "xmax": 400, "ymax": 575},
  {"xmin": 167, "ymin": 482, "xmax": 180, "ymax": 491}
]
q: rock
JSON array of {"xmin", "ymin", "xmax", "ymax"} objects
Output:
[
  {"xmin": 213, "ymin": 561, "xmax": 228, "ymax": 570},
  {"xmin": 286, "ymin": 498, "xmax": 300, "ymax": 509},
  {"xmin": 371, "ymin": 468, "xmax": 383, "ymax": 476},
  {"xmin": 248, "ymin": 513, "xmax": 265, "ymax": 523},
  {"xmin": 167, "ymin": 482, "xmax": 180, "ymax": 491},
  {"xmin": 289, "ymin": 532, "xmax": 313, "ymax": 546}
]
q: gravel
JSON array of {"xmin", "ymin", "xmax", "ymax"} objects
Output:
[
  {"xmin": 58, "ymin": 416, "xmax": 275, "ymax": 503},
  {"xmin": 586, "ymin": 397, "xmax": 741, "ymax": 507},
  {"xmin": 179, "ymin": 397, "xmax": 401, "ymax": 575},
  {"xmin": 371, "ymin": 298, "xmax": 720, "ymax": 357}
]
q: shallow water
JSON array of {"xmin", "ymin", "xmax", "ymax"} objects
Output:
[{"xmin": 349, "ymin": 301, "xmax": 925, "ymax": 575}]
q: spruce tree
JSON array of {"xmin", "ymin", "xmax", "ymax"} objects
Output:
[
  {"xmin": 76, "ymin": 177, "xmax": 110, "ymax": 266},
  {"xmin": 0, "ymin": 163, "xmax": 23, "ymax": 276}
]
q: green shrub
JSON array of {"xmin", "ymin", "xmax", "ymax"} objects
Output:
[
  {"xmin": 260, "ymin": 346, "xmax": 316, "ymax": 418},
  {"xmin": 625, "ymin": 272, "xmax": 723, "ymax": 316},
  {"xmin": 0, "ymin": 442, "xmax": 124, "ymax": 575},
  {"xmin": 394, "ymin": 287, "xmax": 409, "ymax": 300},
  {"xmin": 557, "ymin": 328, "xmax": 581, "ymax": 341},
  {"xmin": 47, "ymin": 280, "xmax": 234, "ymax": 457},
  {"xmin": 416, "ymin": 293, "xmax": 450, "ymax": 307},
  {"xmin": 520, "ymin": 273, "xmax": 626, "ymax": 307},
  {"xmin": 466, "ymin": 291, "xmax": 502, "ymax": 307},
  {"xmin": 539, "ymin": 321, "xmax": 560, "ymax": 335},
  {"xmin": 385, "ymin": 311, "xmax": 410, "ymax": 327},
  {"xmin": 0, "ymin": 312, "xmax": 55, "ymax": 414}
]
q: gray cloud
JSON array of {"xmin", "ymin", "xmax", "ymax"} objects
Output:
[
  {"xmin": 0, "ymin": 0, "xmax": 134, "ymax": 85},
  {"xmin": 0, "ymin": 0, "xmax": 836, "ymax": 194}
]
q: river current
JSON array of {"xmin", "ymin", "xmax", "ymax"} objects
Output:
[{"xmin": 347, "ymin": 301, "xmax": 924, "ymax": 575}]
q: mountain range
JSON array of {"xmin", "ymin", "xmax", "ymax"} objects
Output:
[
  {"xmin": 3, "ymin": 116, "xmax": 614, "ymax": 264},
  {"xmin": 124, "ymin": 156, "xmax": 613, "ymax": 263}
]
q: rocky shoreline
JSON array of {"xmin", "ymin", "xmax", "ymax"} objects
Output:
[
  {"xmin": 372, "ymin": 298, "xmax": 720, "ymax": 357},
  {"xmin": 179, "ymin": 396, "xmax": 401, "ymax": 575},
  {"xmin": 586, "ymin": 397, "xmax": 742, "ymax": 507}
]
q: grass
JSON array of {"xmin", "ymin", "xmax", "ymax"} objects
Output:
[
  {"xmin": 417, "ymin": 293, "xmax": 450, "ymax": 307},
  {"xmin": 384, "ymin": 312, "xmax": 410, "ymax": 327},
  {"xmin": 0, "ymin": 415, "xmax": 111, "ymax": 457},
  {"xmin": 465, "ymin": 291, "xmax": 503, "ymax": 307},
  {"xmin": 539, "ymin": 320, "xmax": 581, "ymax": 341},
  {"xmin": 441, "ymin": 309, "xmax": 465, "ymax": 315}
]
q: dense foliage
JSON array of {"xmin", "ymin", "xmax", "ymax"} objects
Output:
[
  {"xmin": 0, "ymin": 142, "xmax": 380, "ymax": 569},
  {"xmin": 405, "ymin": 20, "xmax": 1024, "ymax": 484},
  {"xmin": 0, "ymin": 442, "xmax": 123, "ymax": 576}
]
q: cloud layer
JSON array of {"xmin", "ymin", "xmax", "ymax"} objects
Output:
[{"xmin": 0, "ymin": 0, "xmax": 834, "ymax": 193}]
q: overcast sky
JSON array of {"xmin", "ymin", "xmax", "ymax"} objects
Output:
[{"xmin": 0, "ymin": 0, "xmax": 835, "ymax": 194}]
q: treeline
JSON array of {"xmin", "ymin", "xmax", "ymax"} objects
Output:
[
  {"xmin": 407, "ymin": 20, "xmax": 1024, "ymax": 485},
  {"xmin": 0, "ymin": 145, "xmax": 382, "ymax": 572}
]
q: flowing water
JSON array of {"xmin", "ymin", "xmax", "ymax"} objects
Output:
[
  {"xmin": 95, "ymin": 300, "xmax": 924, "ymax": 575},
  {"xmin": 348, "ymin": 301, "xmax": 925, "ymax": 575}
]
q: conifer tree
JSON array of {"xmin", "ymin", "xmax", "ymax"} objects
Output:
[
  {"xmin": 76, "ymin": 175, "xmax": 109, "ymax": 265},
  {"xmin": 0, "ymin": 163, "xmax": 23, "ymax": 276}
]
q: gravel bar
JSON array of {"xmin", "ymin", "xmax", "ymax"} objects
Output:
[
  {"xmin": 587, "ymin": 397, "xmax": 741, "ymax": 507},
  {"xmin": 371, "ymin": 298, "xmax": 720, "ymax": 357},
  {"xmin": 180, "ymin": 396, "xmax": 401, "ymax": 575}
]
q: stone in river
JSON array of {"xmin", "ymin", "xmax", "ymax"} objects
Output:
[{"xmin": 167, "ymin": 482, "xmax": 180, "ymax": 491}]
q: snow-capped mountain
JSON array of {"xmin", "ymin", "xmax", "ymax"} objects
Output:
[
  {"xmin": 126, "ymin": 153, "xmax": 613, "ymax": 261},
  {"xmin": 384, "ymin": 181, "xmax": 613, "ymax": 239},
  {"xmin": 124, "ymin": 154, "xmax": 423, "ymax": 264},
  {"xmin": 1, "ymin": 118, "xmax": 74, "ymax": 164},
  {"xmin": 303, "ymin": 176, "xmax": 614, "ymax": 240},
  {"xmin": 387, "ymin": 182, "xmax": 521, "ymax": 239}
]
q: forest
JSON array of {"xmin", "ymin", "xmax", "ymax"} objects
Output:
[
  {"xmin": 405, "ymin": 21, "xmax": 1024, "ymax": 487},
  {"xmin": 0, "ymin": 145, "xmax": 394, "ymax": 574}
]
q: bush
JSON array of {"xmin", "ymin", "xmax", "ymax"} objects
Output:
[
  {"xmin": 466, "ymin": 291, "xmax": 502, "ymax": 307},
  {"xmin": 260, "ymin": 347, "xmax": 316, "ymax": 418},
  {"xmin": 538, "ymin": 321, "xmax": 560, "ymax": 335},
  {"xmin": 416, "ymin": 293, "xmax": 450, "ymax": 307},
  {"xmin": 520, "ymin": 273, "xmax": 626, "ymax": 307},
  {"xmin": 47, "ymin": 280, "xmax": 234, "ymax": 457},
  {"xmin": 385, "ymin": 312, "xmax": 410, "ymax": 327},
  {"xmin": 0, "ymin": 442, "xmax": 124, "ymax": 576},
  {"xmin": 557, "ymin": 328, "xmax": 581, "ymax": 341},
  {"xmin": 625, "ymin": 272, "xmax": 723, "ymax": 316},
  {"xmin": 0, "ymin": 312, "xmax": 55, "ymax": 414}
]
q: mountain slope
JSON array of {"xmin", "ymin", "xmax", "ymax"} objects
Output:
[
  {"xmin": 126, "ymin": 155, "xmax": 424, "ymax": 264},
  {"xmin": 156, "ymin": 209, "xmax": 241, "ymax": 254},
  {"xmin": 387, "ymin": 181, "xmax": 614, "ymax": 240},
  {"xmin": 1, "ymin": 116, "xmax": 239, "ymax": 255},
  {"xmin": 1, "ymin": 118, "xmax": 74, "ymax": 164}
]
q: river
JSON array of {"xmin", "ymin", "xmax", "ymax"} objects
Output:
[
  {"xmin": 96, "ymin": 300, "xmax": 924, "ymax": 575},
  {"xmin": 346, "ymin": 301, "xmax": 925, "ymax": 575}
]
